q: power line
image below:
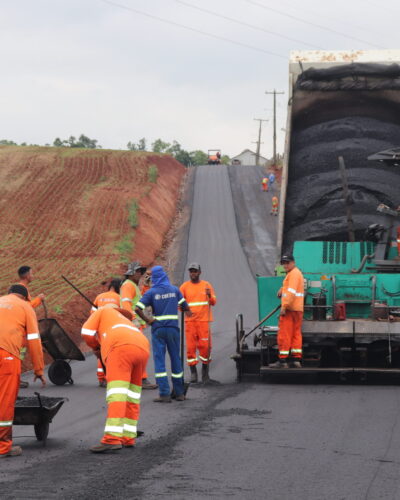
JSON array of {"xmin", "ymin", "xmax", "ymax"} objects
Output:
[
  {"xmin": 244, "ymin": 0, "xmax": 386, "ymax": 49},
  {"xmin": 174, "ymin": 0, "xmax": 322, "ymax": 50},
  {"xmin": 99, "ymin": 0, "xmax": 287, "ymax": 59}
]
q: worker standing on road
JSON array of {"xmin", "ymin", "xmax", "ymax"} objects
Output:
[
  {"xmin": 268, "ymin": 172, "xmax": 275, "ymax": 186},
  {"xmin": 82, "ymin": 304, "xmax": 149, "ymax": 453},
  {"xmin": 0, "ymin": 285, "xmax": 46, "ymax": 458},
  {"xmin": 261, "ymin": 177, "xmax": 269, "ymax": 192},
  {"xmin": 135, "ymin": 266, "xmax": 191, "ymax": 403},
  {"xmin": 270, "ymin": 195, "xmax": 279, "ymax": 216},
  {"xmin": 120, "ymin": 262, "xmax": 157, "ymax": 390},
  {"xmin": 91, "ymin": 278, "xmax": 121, "ymax": 387},
  {"xmin": 17, "ymin": 266, "xmax": 45, "ymax": 309},
  {"xmin": 269, "ymin": 255, "xmax": 304, "ymax": 368},
  {"xmin": 180, "ymin": 263, "xmax": 217, "ymax": 384}
]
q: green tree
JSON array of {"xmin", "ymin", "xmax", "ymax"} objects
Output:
[
  {"xmin": 151, "ymin": 138, "xmax": 171, "ymax": 153},
  {"xmin": 127, "ymin": 138, "xmax": 146, "ymax": 151},
  {"xmin": 53, "ymin": 138, "xmax": 63, "ymax": 147},
  {"xmin": 190, "ymin": 150, "xmax": 208, "ymax": 166},
  {"xmin": 0, "ymin": 139, "xmax": 17, "ymax": 146},
  {"xmin": 221, "ymin": 155, "xmax": 230, "ymax": 165}
]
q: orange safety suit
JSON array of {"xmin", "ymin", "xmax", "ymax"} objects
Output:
[
  {"xmin": 180, "ymin": 280, "xmax": 217, "ymax": 365},
  {"xmin": 91, "ymin": 291, "xmax": 121, "ymax": 384},
  {"xmin": 278, "ymin": 267, "xmax": 304, "ymax": 360},
  {"xmin": 0, "ymin": 294, "xmax": 44, "ymax": 455},
  {"xmin": 18, "ymin": 282, "xmax": 42, "ymax": 309},
  {"xmin": 271, "ymin": 196, "xmax": 279, "ymax": 215},
  {"xmin": 120, "ymin": 279, "xmax": 149, "ymax": 379},
  {"xmin": 81, "ymin": 307, "xmax": 150, "ymax": 446},
  {"xmin": 262, "ymin": 177, "xmax": 269, "ymax": 192}
]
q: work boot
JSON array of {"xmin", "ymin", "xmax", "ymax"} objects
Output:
[
  {"xmin": 142, "ymin": 378, "xmax": 158, "ymax": 390},
  {"xmin": 291, "ymin": 360, "xmax": 302, "ymax": 368},
  {"xmin": 268, "ymin": 360, "xmax": 289, "ymax": 369},
  {"xmin": 153, "ymin": 395, "xmax": 172, "ymax": 403},
  {"xmin": 175, "ymin": 394, "xmax": 185, "ymax": 401},
  {"xmin": 201, "ymin": 363, "xmax": 210, "ymax": 383},
  {"xmin": 190, "ymin": 365, "xmax": 198, "ymax": 383},
  {"xmin": 98, "ymin": 380, "xmax": 107, "ymax": 388},
  {"xmin": 19, "ymin": 380, "xmax": 29, "ymax": 389},
  {"xmin": 90, "ymin": 443, "xmax": 122, "ymax": 453},
  {"xmin": 0, "ymin": 446, "xmax": 22, "ymax": 458}
]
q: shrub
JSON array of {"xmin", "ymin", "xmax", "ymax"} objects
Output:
[
  {"xmin": 128, "ymin": 200, "xmax": 139, "ymax": 228},
  {"xmin": 148, "ymin": 164, "xmax": 158, "ymax": 183}
]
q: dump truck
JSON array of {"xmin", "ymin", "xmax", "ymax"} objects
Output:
[
  {"xmin": 233, "ymin": 50, "xmax": 400, "ymax": 381},
  {"xmin": 207, "ymin": 149, "xmax": 222, "ymax": 165}
]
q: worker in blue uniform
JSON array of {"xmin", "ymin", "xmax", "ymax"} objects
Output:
[{"xmin": 135, "ymin": 266, "xmax": 192, "ymax": 403}]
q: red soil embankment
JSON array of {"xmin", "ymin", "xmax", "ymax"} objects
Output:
[{"xmin": 0, "ymin": 146, "xmax": 185, "ymax": 365}]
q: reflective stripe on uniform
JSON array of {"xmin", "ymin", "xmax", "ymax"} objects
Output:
[
  {"xmin": 81, "ymin": 328, "xmax": 97, "ymax": 336},
  {"xmin": 155, "ymin": 372, "xmax": 168, "ymax": 378},
  {"xmin": 104, "ymin": 417, "xmax": 124, "ymax": 436},
  {"xmin": 111, "ymin": 324, "xmax": 140, "ymax": 332},
  {"xmin": 136, "ymin": 301, "xmax": 146, "ymax": 310},
  {"xmin": 171, "ymin": 372, "xmax": 183, "ymax": 378},
  {"xmin": 188, "ymin": 301, "xmax": 209, "ymax": 307},
  {"xmin": 0, "ymin": 421, "xmax": 12, "ymax": 426},
  {"xmin": 187, "ymin": 357, "xmax": 198, "ymax": 363},
  {"xmin": 106, "ymin": 381, "xmax": 141, "ymax": 403},
  {"xmin": 154, "ymin": 315, "xmax": 178, "ymax": 321},
  {"xmin": 279, "ymin": 351, "xmax": 290, "ymax": 355},
  {"xmin": 199, "ymin": 355, "xmax": 209, "ymax": 362},
  {"xmin": 121, "ymin": 298, "xmax": 131, "ymax": 302},
  {"xmin": 97, "ymin": 368, "xmax": 104, "ymax": 373},
  {"xmin": 123, "ymin": 418, "xmax": 138, "ymax": 437},
  {"xmin": 178, "ymin": 298, "xmax": 186, "ymax": 305},
  {"xmin": 291, "ymin": 349, "xmax": 302, "ymax": 353},
  {"xmin": 27, "ymin": 333, "xmax": 40, "ymax": 340},
  {"xmin": 287, "ymin": 288, "xmax": 304, "ymax": 297}
]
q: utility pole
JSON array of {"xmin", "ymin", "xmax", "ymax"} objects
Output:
[
  {"xmin": 265, "ymin": 89, "xmax": 284, "ymax": 165},
  {"xmin": 252, "ymin": 118, "xmax": 268, "ymax": 166}
]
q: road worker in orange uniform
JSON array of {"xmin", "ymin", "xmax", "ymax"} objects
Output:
[
  {"xmin": 262, "ymin": 177, "xmax": 269, "ymax": 192},
  {"xmin": 120, "ymin": 262, "xmax": 157, "ymax": 390},
  {"xmin": 269, "ymin": 255, "xmax": 304, "ymax": 368},
  {"xmin": 180, "ymin": 263, "xmax": 217, "ymax": 384},
  {"xmin": 81, "ymin": 303, "xmax": 150, "ymax": 453},
  {"xmin": 271, "ymin": 195, "xmax": 279, "ymax": 216},
  {"xmin": 17, "ymin": 266, "xmax": 45, "ymax": 309},
  {"xmin": 0, "ymin": 285, "xmax": 46, "ymax": 458},
  {"xmin": 92, "ymin": 278, "xmax": 121, "ymax": 387}
]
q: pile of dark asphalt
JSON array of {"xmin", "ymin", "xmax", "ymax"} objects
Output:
[{"xmin": 284, "ymin": 115, "xmax": 400, "ymax": 252}]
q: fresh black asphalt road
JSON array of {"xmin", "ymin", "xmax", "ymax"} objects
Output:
[{"xmin": 2, "ymin": 165, "xmax": 400, "ymax": 499}]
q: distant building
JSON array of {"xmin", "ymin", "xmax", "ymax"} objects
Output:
[{"xmin": 230, "ymin": 149, "xmax": 268, "ymax": 166}]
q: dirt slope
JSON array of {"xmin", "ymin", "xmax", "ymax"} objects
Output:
[{"xmin": 0, "ymin": 146, "xmax": 185, "ymax": 354}]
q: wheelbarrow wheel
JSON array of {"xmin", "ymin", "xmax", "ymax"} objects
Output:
[
  {"xmin": 48, "ymin": 360, "xmax": 72, "ymax": 386},
  {"xmin": 34, "ymin": 421, "xmax": 49, "ymax": 444}
]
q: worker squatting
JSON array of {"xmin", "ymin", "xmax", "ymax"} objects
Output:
[{"xmin": 0, "ymin": 261, "xmax": 219, "ymax": 456}]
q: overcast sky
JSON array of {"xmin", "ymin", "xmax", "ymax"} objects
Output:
[{"xmin": 1, "ymin": 0, "xmax": 399, "ymax": 157}]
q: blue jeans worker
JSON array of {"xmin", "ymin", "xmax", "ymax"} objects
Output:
[{"xmin": 135, "ymin": 266, "xmax": 192, "ymax": 403}]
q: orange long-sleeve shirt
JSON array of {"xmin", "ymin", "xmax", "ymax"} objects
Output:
[
  {"xmin": 81, "ymin": 307, "xmax": 150, "ymax": 362},
  {"xmin": 18, "ymin": 282, "xmax": 42, "ymax": 309},
  {"xmin": 281, "ymin": 267, "xmax": 304, "ymax": 312},
  {"xmin": 180, "ymin": 280, "xmax": 216, "ymax": 322},
  {"xmin": 120, "ymin": 279, "xmax": 141, "ymax": 316},
  {"xmin": 0, "ymin": 294, "xmax": 44, "ymax": 375},
  {"xmin": 91, "ymin": 291, "xmax": 120, "ymax": 313}
]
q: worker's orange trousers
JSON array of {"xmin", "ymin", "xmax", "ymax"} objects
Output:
[
  {"xmin": 185, "ymin": 322, "xmax": 212, "ymax": 365},
  {"xmin": 278, "ymin": 311, "xmax": 303, "ymax": 359},
  {"xmin": 0, "ymin": 348, "xmax": 21, "ymax": 455},
  {"xmin": 102, "ymin": 344, "xmax": 149, "ymax": 446},
  {"xmin": 262, "ymin": 184, "xmax": 269, "ymax": 192}
]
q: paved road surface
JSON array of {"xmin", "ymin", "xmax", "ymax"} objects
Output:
[{"xmin": 3, "ymin": 165, "xmax": 400, "ymax": 499}]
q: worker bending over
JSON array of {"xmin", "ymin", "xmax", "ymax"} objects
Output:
[
  {"xmin": 271, "ymin": 195, "xmax": 279, "ymax": 216},
  {"xmin": 261, "ymin": 177, "xmax": 269, "ymax": 192},
  {"xmin": 82, "ymin": 304, "xmax": 149, "ymax": 453},
  {"xmin": 18, "ymin": 266, "xmax": 45, "ymax": 309},
  {"xmin": 120, "ymin": 262, "xmax": 157, "ymax": 390},
  {"xmin": 270, "ymin": 255, "xmax": 304, "ymax": 368},
  {"xmin": 135, "ymin": 266, "xmax": 191, "ymax": 403},
  {"xmin": 92, "ymin": 278, "xmax": 121, "ymax": 387},
  {"xmin": 180, "ymin": 263, "xmax": 217, "ymax": 383},
  {"xmin": 0, "ymin": 285, "xmax": 46, "ymax": 458}
]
